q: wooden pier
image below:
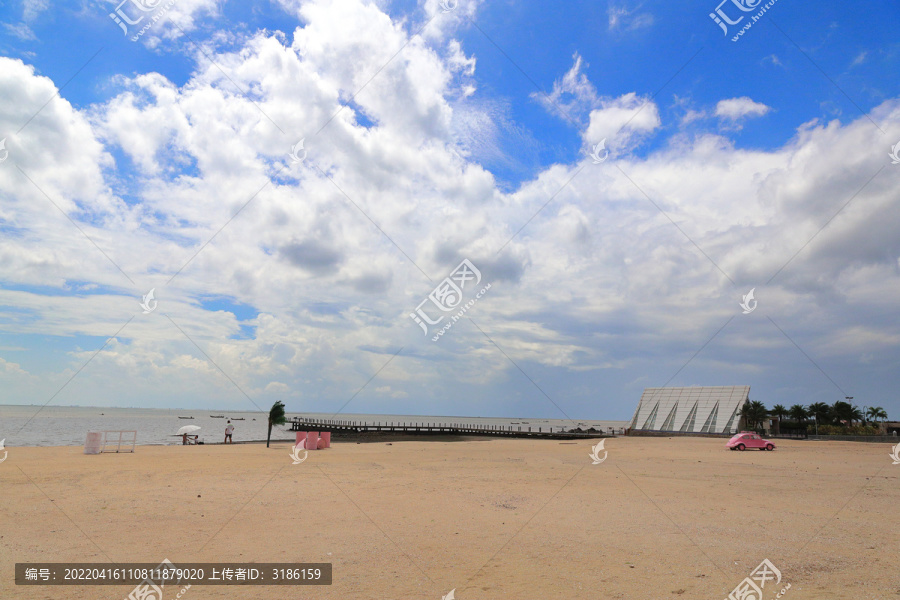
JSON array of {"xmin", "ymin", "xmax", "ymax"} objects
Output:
[{"xmin": 288, "ymin": 417, "xmax": 620, "ymax": 439}]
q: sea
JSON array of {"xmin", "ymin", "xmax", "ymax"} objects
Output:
[{"xmin": 0, "ymin": 405, "xmax": 628, "ymax": 447}]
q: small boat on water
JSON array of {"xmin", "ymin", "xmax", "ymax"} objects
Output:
[
  {"xmin": 178, "ymin": 416, "xmax": 194, "ymax": 420},
  {"xmin": 210, "ymin": 415, "xmax": 224, "ymax": 418},
  {"xmin": 231, "ymin": 418, "xmax": 245, "ymax": 421}
]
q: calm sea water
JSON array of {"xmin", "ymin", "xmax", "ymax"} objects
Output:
[{"xmin": 0, "ymin": 405, "xmax": 627, "ymax": 447}]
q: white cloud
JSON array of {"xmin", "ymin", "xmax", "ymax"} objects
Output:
[
  {"xmin": 532, "ymin": 53, "xmax": 598, "ymax": 125},
  {"xmin": 22, "ymin": 0, "xmax": 49, "ymax": 22},
  {"xmin": 763, "ymin": 54, "xmax": 784, "ymax": 68},
  {"xmin": 715, "ymin": 96, "xmax": 771, "ymax": 120},
  {"xmin": 375, "ymin": 385, "xmax": 408, "ymax": 398},
  {"xmin": 0, "ymin": 357, "xmax": 31, "ymax": 376},
  {"xmin": 265, "ymin": 381, "xmax": 290, "ymax": 394},
  {"xmin": 681, "ymin": 108, "xmax": 706, "ymax": 125},
  {"xmin": 582, "ymin": 92, "xmax": 660, "ymax": 154},
  {"xmin": 3, "ymin": 22, "xmax": 36, "ymax": 41},
  {"xmin": 98, "ymin": 0, "xmax": 219, "ymax": 46},
  {"xmin": 608, "ymin": 4, "xmax": 654, "ymax": 31},
  {"xmin": 1, "ymin": 0, "xmax": 48, "ymax": 41}
]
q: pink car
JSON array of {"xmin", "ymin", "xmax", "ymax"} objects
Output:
[{"xmin": 727, "ymin": 432, "xmax": 776, "ymax": 451}]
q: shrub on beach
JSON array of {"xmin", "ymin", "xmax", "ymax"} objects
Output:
[{"xmin": 815, "ymin": 424, "xmax": 882, "ymax": 436}]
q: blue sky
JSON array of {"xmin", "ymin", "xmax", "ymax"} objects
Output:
[{"xmin": 1, "ymin": 0, "xmax": 899, "ymax": 421}]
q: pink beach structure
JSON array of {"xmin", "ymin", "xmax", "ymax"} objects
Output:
[
  {"xmin": 305, "ymin": 431, "xmax": 320, "ymax": 450},
  {"xmin": 295, "ymin": 431, "xmax": 307, "ymax": 448}
]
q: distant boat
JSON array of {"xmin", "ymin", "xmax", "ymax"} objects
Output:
[
  {"xmin": 210, "ymin": 415, "xmax": 224, "ymax": 418},
  {"xmin": 178, "ymin": 416, "xmax": 194, "ymax": 420},
  {"xmin": 231, "ymin": 418, "xmax": 245, "ymax": 421}
]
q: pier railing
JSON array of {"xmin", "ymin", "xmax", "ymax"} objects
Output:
[{"xmin": 287, "ymin": 417, "xmax": 619, "ymax": 439}]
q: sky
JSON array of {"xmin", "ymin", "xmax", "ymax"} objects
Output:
[{"xmin": 0, "ymin": 0, "xmax": 898, "ymax": 421}]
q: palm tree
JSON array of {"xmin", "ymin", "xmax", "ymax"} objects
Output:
[
  {"xmin": 808, "ymin": 402, "xmax": 830, "ymax": 424},
  {"xmin": 741, "ymin": 400, "xmax": 768, "ymax": 430},
  {"xmin": 770, "ymin": 404, "xmax": 788, "ymax": 421},
  {"xmin": 830, "ymin": 401, "xmax": 854, "ymax": 425},
  {"xmin": 867, "ymin": 406, "xmax": 888, "ymax": 422},
  {"xmin": 788, "ymin": 404, "xmax": 808, "ymax": 423},
  {"xmin": 267, "ymin": 401, "xmax": 287, "ymax": 448},
  {"xmin": 830, "ymin": 401, "xmax": 864, "ymax": 425}
]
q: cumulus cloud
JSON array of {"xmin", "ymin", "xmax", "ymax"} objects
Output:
[
  {"xmin": 582, "ymin": 92, "xmax": 660, "ymax": 154},
  {"xmin": 715, "ymin": 96, "xmax": 771, "ymax": 120}
]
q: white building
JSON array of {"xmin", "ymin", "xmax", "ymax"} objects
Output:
[{"xmin": 628, "ymin": 386, "xmax": 750, "ymax": 434}]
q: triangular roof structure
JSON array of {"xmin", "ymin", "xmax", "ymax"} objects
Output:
[{"xmin": 628, "ymin": 386, "xmax": 750, "ymax": 435}]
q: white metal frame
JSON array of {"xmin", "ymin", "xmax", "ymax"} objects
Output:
[{"xmin": 100, "ymin": 430, "xmax": 137, "ymax": 453}]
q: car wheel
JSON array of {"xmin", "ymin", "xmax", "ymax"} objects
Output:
[
  {"xmin": 737, "ymin": 443, "xmax": 745, "ymax": 451},
  {"xmin": 766, "ymin": 444, "xmax": 774, "ymax": 451}
]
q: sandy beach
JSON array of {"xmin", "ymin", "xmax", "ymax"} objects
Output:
[{"xmin": 1, "ymin": 436, "xmax": 897, "ymax": 599}]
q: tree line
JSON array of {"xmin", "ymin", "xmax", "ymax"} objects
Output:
[{"xmin": 740, "ymin": 400, "xmax": 888, "ymax": 431}]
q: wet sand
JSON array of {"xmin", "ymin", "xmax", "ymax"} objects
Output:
[{"xmin": 1, "ymin": 436, "xmax": 897, "ymax": 599}]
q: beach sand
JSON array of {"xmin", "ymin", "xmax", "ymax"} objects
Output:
[{"xmin": 0, "ymin": 436, "xmax": 897, "ymax": 599}]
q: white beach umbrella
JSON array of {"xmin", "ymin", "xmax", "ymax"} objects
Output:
[{"xmin": 176, "ymin": 425, "xmax": 201, "ymax": 436}]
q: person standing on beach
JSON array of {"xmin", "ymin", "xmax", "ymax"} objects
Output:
[{"xmin": 225, "ymin": 420, "xmax": 234, "ymax": 444}]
